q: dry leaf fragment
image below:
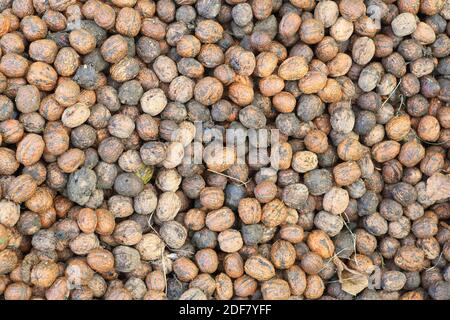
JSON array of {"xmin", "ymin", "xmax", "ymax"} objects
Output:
[{"xmin": 333, "ymin": 256, "xmax": 369, "ymax": 296}]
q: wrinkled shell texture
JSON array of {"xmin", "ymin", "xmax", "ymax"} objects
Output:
[{"xmin": 0, "ymin": 0, "xmax": 448, "ymax": 302}]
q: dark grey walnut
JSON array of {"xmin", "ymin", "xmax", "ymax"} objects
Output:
[
  {"xmin": 114, "ymin": 172, "xmax": 144, "ymax": 197},
  {"xmin": 66, "ymin": 167, "xmax": 97, "ymax": 206}
]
